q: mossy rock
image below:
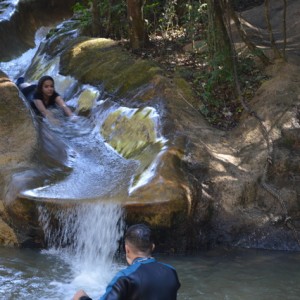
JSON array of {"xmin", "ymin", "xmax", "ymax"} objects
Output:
[
  {"xmin": 60, "ymin": 38, "xmax": 162, "ymax": 96},
  {"xmin": 101, "ymin": 107, "xmax": 164, "ymax": 159},
  {"xmin": 77, "ymin": 88, "xmax": 100, "ymax": 114}
]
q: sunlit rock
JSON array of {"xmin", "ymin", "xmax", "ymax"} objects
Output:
[
  {"xmin": 60, "ymin": 38, "xmax": 162, "ymax": 96},
  {"xmin": 101, "ymin": 107, "xmax": 164, "ymax": 158},
  {"xmin": 77, "ymin": 88, "xmax": 100, "ymax": 115},
  {"xmin": 0, "ymin": 72, "xmax": 37, "ymax": 173},
  {"xmin": 4, "ymin": 196, "xmax": 44, "ymax": 247}
]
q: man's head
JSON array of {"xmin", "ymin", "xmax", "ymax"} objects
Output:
[{"xmin": 124, "ymin": 224, "xmax": 155, "ymax": 264}]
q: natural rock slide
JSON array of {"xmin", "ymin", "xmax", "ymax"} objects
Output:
[{"xmin": 1, "ymin": 0, "xmax": 300, "ymax": 251}]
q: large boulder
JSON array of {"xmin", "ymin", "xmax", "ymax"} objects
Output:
[
  {"xmin": 0, "ymin": 0, "xmax": 81, "ymax": 61},
  {"xmin": 0, "ymin": 71, "xmax": 39, "ymax": 246},
  {"xmin": 184, "ymin": 62, "xmax": 300, "ymax": 250}
]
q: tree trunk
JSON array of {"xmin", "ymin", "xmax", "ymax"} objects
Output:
[
  {"xmin": 127, "ymin": 0, "xmax": 149, "ymax": 50},
  {"xmin": 282, "ymin": 0, "xmax": 287, "ymax": 60},
  {"xmin": 264, "ymin": 0, "xmax": 282, "ymax": 59},
  {"xmin": 207, "ymin": 0, "xmax": 234, "ymax": 79},
  {"xmin": 175, "ymin": 0, "xmax": 187, "ymax": 25},
  {"xmin": 91, "ymin": 0, "xmax": 101, "ymax": 37}
]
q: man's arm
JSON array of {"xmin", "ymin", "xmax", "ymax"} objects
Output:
[
  {"xmin": 72, "ymin": 276, "xmax": 128, "ymax": 300},
  {"xmin": 99, "ymin": 275, "xmax": 130, "ymax": 300},
  {"xmin": 73, "ymin": 289, "xmax": 92, "ymax": 300}
]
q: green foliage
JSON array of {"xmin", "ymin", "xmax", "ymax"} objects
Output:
[
  {"xmin": 73, "ymin": 1, "xmax": 127, "ymax": 38},
  {"xmin": 237, "ymin": 55, "xmax": 269, "ymax": 94},
  {"xmin": 199, "ymin": 53, "xmax": 234, "ymax": 107},
  {"xmin": 159, "ymin": 0, "xmax": 178, "ymax": 32},
  {"xmin": 72, "ymin": 0, "xmax": 208, "ymax": 41},
  {"xmin": 144, "ymin": 0, "xmax": 163, "ymax": 33},
  {"xmin": 73, "ymin": 1, "xmax": 92, "ymax": 28},
  {"xmin": 210, "ymin": 54, "xmax": 234, "ymax": 83},
  {"xmin": 190, "ymin": 51, "xmax": 268, "ymax": 130},
  {"xmin": 182, "ymin": 1, "xmax": 207, "ymax": 40},
  {"xmin": 96, "ymin": 0, "xmax": 127, "ymax": 38}
]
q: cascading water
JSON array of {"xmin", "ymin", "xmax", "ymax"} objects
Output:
[
  {"xmin": 37, "ymin": 202, "xmax": 125, "ymax": 299},
  {"xmin": 0, "ymin": 24, "xmax": 133, "ymax": 299},
  {"xmin": 1, "ymin": 10, "xmax": 168, "ymax": 299}
]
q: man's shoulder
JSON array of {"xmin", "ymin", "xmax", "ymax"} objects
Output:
[
  {"xmin": 116, "ymin": 258, "xmax": 177, "ymax": 279},
  {"xmin": 118, "ymin": 261, "xmax": 142, "ymax": 277},
  {"xmin": 156, "ymin": 261, "xmax": 177, "ymax": 271}
]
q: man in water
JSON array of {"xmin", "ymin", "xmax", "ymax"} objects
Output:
[{"xmin": 73, "ymin": 224, "xmax": 181, "ymax": 300}]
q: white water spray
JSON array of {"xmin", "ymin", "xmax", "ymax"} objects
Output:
[{"xmin": 38, "ymin": 202, "xmax": 125, "ymax": 299}]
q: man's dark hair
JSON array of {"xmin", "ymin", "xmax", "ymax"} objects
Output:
[{"xmin": 125, "ymin": 224, "xmax": 154, "ymax": 253}]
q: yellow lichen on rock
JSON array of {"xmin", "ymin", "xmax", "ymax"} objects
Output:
[
  {"xmin": 77, "ymin": 89, "xmax": 99, "ymax": 114},
  {"xmin": 101, "ymin": 107, "xmax": 162, "ymax": 158}
]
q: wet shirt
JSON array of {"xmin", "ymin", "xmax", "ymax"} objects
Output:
[{"xmin": 99, "ymin": 257, "xmax": 180, "ymax": 300}]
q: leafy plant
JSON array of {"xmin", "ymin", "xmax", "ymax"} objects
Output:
[
  {"xmin": 73, "ymin": 1, "xmax": 92, "ymax": 28},
  {"xmin": 144, "ymin": 1, "xmax": 163, "ymax": 33},
  {"xmin": 92, "ymin": 0, "xmax": 126, "ymax": 38},
  {"xmin": 183, "ymin": 1, "xmax": 207, "ymax": 41},
  {"xmin": 73, "ymin": 0, "xmax": 127, "ymax": 38},
  {"xmin": 152, "ymin": 0, "xmax": 180, "ymax": 40}
]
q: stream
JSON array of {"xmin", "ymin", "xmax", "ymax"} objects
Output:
[
  {"xmin": 1, "ymin": 246, "xmax": 300, "ymax": 299},
  {"xmin": 1, "ymin": 7, "xmax": 300, "ymax": 300}
]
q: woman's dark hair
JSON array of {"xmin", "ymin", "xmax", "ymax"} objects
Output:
[
  {"xmin": 125, "ymin": 224, "xmax": 154, "ymax": 253},
  {"xmin": 36, "ymin": 75, "xmax": 55, "ymax": 95}
]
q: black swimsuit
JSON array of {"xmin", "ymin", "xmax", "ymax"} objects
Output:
[
  {"xmin": 33, "ymin": 91, "xmax": 59, "ymax": 108},
  {"xmin": 30, "ymin": 90, "xmax": 60, "ymax": 116}
]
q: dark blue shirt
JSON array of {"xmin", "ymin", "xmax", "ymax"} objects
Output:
[{"xmin": 99, "ymin": 257, "xmax": 180, "ymax": 300}]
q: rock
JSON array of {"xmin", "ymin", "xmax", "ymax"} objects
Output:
[
  {"xmin": 0, "ymin": 202, "xmax": 18, "ymax": 246},
  {"xmin": 0, "ymin": 71, "xmax": 40, "ymax": 246},
  {"xmin": 0, "ymin": 0, "xmax": 79, "ymax": 61}
]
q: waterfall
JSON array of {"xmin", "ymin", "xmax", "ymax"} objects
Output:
[{"xmin": 38, "ymin": 202, "xmax": 125, "ymax": 298}]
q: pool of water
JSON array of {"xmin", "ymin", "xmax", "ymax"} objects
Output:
[
  {"xmin": 1, "ymin": 247, "xmax": 300, "ymax": 300},
  {"xmin": 167, "ymin": 249, "xmax": 300, "ymax": 300}
]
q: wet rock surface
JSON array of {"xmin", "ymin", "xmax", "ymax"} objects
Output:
[
  {"xmin": 0, "ymin": 0, "xmax": 78, "ymax": 61},
  {"xmin": 0, "ymin": 71, "xmax": 39, "ymax": 246}
]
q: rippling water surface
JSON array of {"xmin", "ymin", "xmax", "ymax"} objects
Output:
[{"xmin": 1, "ymin": 247, "xmax": 300, "ymax": 300}]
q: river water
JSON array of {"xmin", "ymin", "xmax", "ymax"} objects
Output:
[{"xmin": 1, "ymin": 246, "xmax": 300, "ymax": 300}]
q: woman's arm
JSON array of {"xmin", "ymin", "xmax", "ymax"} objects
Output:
[
  {"xmin": 33, "ymin": 99, "xmax": 60, "ymax": 125},
  {"xmin": 55, "ymin": 96, "xmax": 73, "ymax": 117},
  {"xmin": 33, "ymin": 99, "xmax": 53, "ymax": 118}
]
